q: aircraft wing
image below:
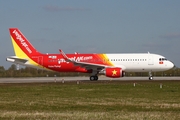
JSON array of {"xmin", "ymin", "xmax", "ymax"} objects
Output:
[
  {"xmin": 59, "ymin": 49, "xmax": 107, "ymax": 70},
  {"xmin": 73, "ymin": 61, "xmax": 107, "ymax": 70}
]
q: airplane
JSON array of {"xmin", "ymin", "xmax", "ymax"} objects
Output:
[{"xmin": 6, "ymin": 28, "xmax": 174, "ymax": 80}]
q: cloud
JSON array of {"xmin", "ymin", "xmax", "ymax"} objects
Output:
[
  {"xmin": 160, "ymin": 32, "xmax": 180, "ymax": 40},
  {"xmin": 43, "ymin": 5, "xmax": 90, "ymax": 12}
]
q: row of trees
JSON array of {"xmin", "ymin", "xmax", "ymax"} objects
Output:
[
  {"xmin": 0, "ymin": 64, "xmax": 179, "ymax": 77},
  {"xmin": 0, "ymin": 64, "xmax": 86, "ymax": 77}
]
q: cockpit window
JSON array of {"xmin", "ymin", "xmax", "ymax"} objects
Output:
[{"xmin": 159, "ymin": 58, "xmax": 167, "ymax": 61}]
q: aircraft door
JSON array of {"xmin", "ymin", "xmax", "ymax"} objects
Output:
[
  {"xmin": 148, "ymin": 54, "xmax": 154, "ymax": 65},
  {"xmin": 38, "ymin": 56, "xmax": 43, "ymax": 65},
  {"xmin": 32, "ymin": 56, "xmax": 43, "ymax": 66}
]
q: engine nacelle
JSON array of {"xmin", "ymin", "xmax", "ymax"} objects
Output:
[{"xmin": 105, "ymin": 67, "xmax": 124, "ymax": 78}]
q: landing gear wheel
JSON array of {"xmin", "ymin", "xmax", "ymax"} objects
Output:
[
  {"xmin": 94, "ymin": 76, "xmax": 98, "ymax": 81},
  {"xmin": 90, "ymin": 76, "xmax": 98, "ymax": 81},
  {"xmin": 149, "ymin": 76, "xmax": 153, "ymax": 80},
  {"xmin": 90, "ymin": 76, "xmax": 95, "ymax": 81},
  {"xmin": 148, "ymin": 71, "xmax": 153, "ymax": 80}
]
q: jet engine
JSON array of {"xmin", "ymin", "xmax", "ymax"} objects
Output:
[{"xmin": 105, "ymin": 67, "xmax": 124, "ymax": 78}]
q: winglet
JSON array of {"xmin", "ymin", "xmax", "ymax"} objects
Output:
[{"xmin": 59, "ymin": 49, "xmax": 74, "ymax": 62}]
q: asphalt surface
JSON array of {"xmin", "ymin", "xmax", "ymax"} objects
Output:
[{"xmin": 0, "ymin": 76, "xmax": 179, "ymax": 83}]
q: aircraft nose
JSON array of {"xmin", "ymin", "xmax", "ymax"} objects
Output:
[{"xmin": 169, "ymin": 61, "xmax": 174, "ymax": 69}]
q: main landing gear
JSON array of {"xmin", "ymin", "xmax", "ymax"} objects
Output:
[
  {"xmin": 149, "ymin": 71, "xmax": 153, "ymax": 80},
  {"xmin": 90, "ymin": 75, "xmax": 98, "ymax": 81}
]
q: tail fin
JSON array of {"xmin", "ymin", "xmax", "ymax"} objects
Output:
[
  {"xmin": 8, "ymin": 28, "xmax": 45, "ymax": 69},
  {"xmin": 9, "ymin": 28, "xmax": 40, "ymax": 58}
]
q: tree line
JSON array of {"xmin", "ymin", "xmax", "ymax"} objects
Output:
[{"xmin": 0, "ymin": 64, "xmax": 179, "ymax": 77}]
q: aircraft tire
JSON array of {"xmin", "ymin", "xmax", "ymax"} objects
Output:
[
  {"xmin": 90, "ymin": 76, "xmax": 98, "ymax": 81},
  {"xmin": 94, "ymin": 76, "xmax": 98, "ymax": 81},
  {"xmin": 149, "ymin": 76, "xmax": 153, "ymax": 80},
  {"xmin": 90, "ymin": 76, "xmax": 95, "ymax": 81}
]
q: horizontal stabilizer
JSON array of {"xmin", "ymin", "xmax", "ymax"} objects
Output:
[{"xmin": 6, "ymin": 56, "xmax": 28, "ymax": 64}]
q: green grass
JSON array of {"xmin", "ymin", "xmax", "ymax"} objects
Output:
[{"xmin": 0, "ymin": 80, "xmax": 180, "ymax": 120}]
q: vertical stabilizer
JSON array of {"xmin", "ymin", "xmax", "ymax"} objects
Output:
[{"xmin": 9, "ymin": 28, "xmax": 40, "ymax": 58}]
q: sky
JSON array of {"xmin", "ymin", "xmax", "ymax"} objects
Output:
[{"xmin": 1, "ymin": 0, "xmax": 180, "ymax": 69}]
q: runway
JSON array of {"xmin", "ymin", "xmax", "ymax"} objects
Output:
[{"xmin": 0, "ymin": 76, "xmax": 180, "ymax": 83}]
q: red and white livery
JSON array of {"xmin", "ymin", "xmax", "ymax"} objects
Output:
[{"xmin": 6, "ymin": 28, "xmax": 174, "ymax": 80}]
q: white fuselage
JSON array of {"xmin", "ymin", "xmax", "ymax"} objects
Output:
[{"xmin": 105, "ymin": 53, "xmax": 174, "ymax": 72}]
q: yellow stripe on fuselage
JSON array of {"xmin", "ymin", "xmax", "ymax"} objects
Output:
[{"xmin": 102, "ymin": 54, "xmax": 114, "ymax": 66}]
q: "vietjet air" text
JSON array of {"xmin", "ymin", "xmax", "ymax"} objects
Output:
[{"xmin": 13, "ymin": 30, "xmax": 32, "ymax": 54}]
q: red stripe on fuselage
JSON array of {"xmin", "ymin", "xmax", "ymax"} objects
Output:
[{"xmin": 41, "ymin": 53, "xmax": 112, "ymax": 73}]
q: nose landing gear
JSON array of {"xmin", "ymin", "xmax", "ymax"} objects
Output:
[{"xmin": 149, "ymin": 71, "xmax": 153, "ymax": 80}]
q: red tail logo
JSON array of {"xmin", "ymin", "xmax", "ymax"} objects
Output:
[{"xmin": 9, "ymin": 28, "xmax": 39, "ymax": 56}]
